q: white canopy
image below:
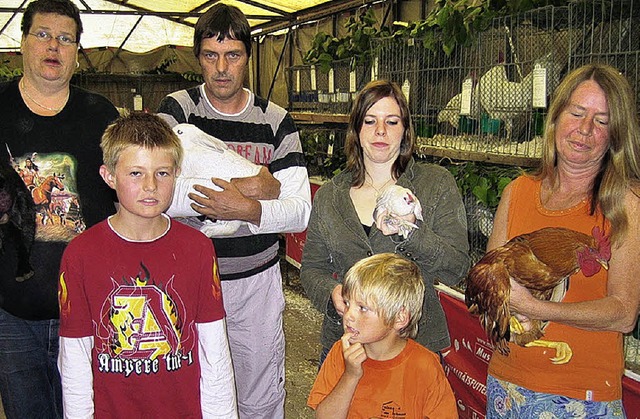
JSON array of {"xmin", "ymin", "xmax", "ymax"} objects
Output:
[{"xmin": 0, "ymin": 0, "xmax": 359, "ymax": 53}]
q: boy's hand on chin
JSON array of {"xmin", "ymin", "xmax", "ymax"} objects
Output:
[{"xmin": 341, "ymin": 333, "xmax": 366, "ymax": 379}]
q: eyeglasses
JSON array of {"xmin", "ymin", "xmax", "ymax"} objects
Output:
[{"xmin": 28, "ymin": 31, "xmax": 77, "ymax": 46}]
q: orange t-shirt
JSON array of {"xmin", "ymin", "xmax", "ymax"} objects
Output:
[
  {"xmin": 488, "ymin": 175, "xmax": 623, "ymax": 401},
  {"xmin": 308, "ymin": 339, "xmax": 458, "ymax": 418}
]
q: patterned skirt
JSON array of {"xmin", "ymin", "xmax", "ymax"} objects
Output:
[{"xmin": 486, "ymin": 375, "xmax": 626, "ymax": 418}]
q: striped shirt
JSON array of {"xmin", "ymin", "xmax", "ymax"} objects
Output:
[{"xmin": 158, "ymin": 85, "xmax": 311, "ymax": 280}]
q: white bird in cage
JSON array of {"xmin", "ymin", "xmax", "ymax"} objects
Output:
[
  {"xmin": 437, "ymin": 86, "xmax": 481, "ymax": 130},
  {"xmin": 478, "ymin": 53, "xmax": 558, "ymax": 139},
  {"xmin": 438, "ymin": 73, "xmax": 481, "ymax": 130}
]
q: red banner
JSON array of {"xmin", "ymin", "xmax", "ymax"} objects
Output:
[
  {"xmin": 439, "ymin": 290, "xmax": 489, "ymax": 419},
  {"xmin": 437, "ymin": 288, "xmax": 640, "ymax": 418},
  {"xmin": 624, "ymin": 375, "xmax": 640, "ymax": 418}
]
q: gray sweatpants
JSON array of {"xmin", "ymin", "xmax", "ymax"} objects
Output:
[{"xmin": 221, "ymin": 264, "xmax": 286, "ymax": 419}]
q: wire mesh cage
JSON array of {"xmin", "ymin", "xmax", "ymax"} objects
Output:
[
  {"xmin": 470, "ymin": 6, "xmax": 569, "ymax": 148},
  {"xmin": 373, "ymin": 6, "xmax": 570, "ymax": 164},
  {"xmin": 287, "ymin": 59, "xmax": 372, "ymax": 115},
  {"xmin": 373, "ymin": 37, "xmax": 469, "ymax": 141},
  {"xmin": 298, "ymin": 125, "xmax": 347, "ymax": 179},
  {"xmin": 626, "ymin": 329, "xmax": 640, "ymax": 374},
  {"xmin": 568, "ymin": 0, "xmax": 640, "ymax": 111},
  {"xmin": 463, "ymin": 193, "xmax": 495, "ymax": 269}
]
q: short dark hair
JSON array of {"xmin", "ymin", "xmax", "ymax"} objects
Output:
[
  {"xmin": 193, "ymin": 4, "xmax": 252, "ymax": 58},
  {"xmin": 21, "ymin": 0, "xmax": 83, "ymax": 44}
]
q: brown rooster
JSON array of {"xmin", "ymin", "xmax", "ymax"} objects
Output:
[{"xmin": 465, "ymin": 226, "xmax": 611, "ymax": 364}]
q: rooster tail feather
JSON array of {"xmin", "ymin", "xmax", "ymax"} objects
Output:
[
  {"xmin": 465, "ymin": 247, "xmax": 512, "ymax": 353},
  {"xmin": 491, "ymin": 299, "xmax": 511, "ymax": 352}
]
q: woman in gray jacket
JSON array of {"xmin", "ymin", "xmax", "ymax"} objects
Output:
[{"xmin": 300, "ymin": 80, "xmax": 471, "ymax": 362}]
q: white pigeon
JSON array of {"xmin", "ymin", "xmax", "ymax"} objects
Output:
[
  {"xmin": 373, "ymin": 185, "xmax": 423, "ymax": 240},
  {"xmin": 167, "ymin": 123, "xmax": 262, "ymax": 237},
  {"xmin": 438, "ymin": 83, "xmax": 481, "ymax": 130},
  {"xmin": 478, "ymin": 53, "xmax": 558, "ymax": 139}
]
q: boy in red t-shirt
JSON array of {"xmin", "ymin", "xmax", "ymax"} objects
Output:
[
  {"xmin": 308, "ymin": 252, "xmax": 458, "ymax": 418},
  {"xmin": 58, "ymin": 112, "xmax": 237, "ymax": 417}
]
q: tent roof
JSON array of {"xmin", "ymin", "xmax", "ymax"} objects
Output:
[{"xmin": 0, "ymin": 0, "xmax": 375, "ymax": 53}]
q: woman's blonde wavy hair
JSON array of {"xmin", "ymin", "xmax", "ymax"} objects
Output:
[{"xmin": 533, "ymin": 63, "xmax": 640, "ymax": 244}]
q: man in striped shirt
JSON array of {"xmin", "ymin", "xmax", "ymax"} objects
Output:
[{"xmin": 157, "ymin": 4, "xmax": 311, "ymax": 418}]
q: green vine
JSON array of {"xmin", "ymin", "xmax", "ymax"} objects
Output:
[
  {"xmin": 0, "ymin": 63, "xmax": 22, "ymax": 81},
  {"xmin": 300, "ymin": 129, "xmax": 346, "ymax": 179},
  {"xmin": 392, "ymin": 0, "xmax": 567, "ymax": 55},
  {"xmin": 180, "ymin": 71, "xmax": 203, "ymax": 83},
  {"xmin": 303, "ymin": 8, "xmax": 391, "ymax": 72},
  {"xmin": 443, "ymin": 160, "xmax": 521, "ymax": 208},
  {"xmin": 392, "ymin": 0, "xmax": 495, "ymax": 55},
  {"xmin": 148, "ymin": 55, "xmax": 177, "ymax": 74}
]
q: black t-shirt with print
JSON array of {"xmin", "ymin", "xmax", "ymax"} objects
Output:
[{"xmin": 0, "ymin": 81, "xmax": 118, "ymax": 320}]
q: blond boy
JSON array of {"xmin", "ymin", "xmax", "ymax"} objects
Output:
[
  {"xmin": 308, "ymin": 253, "xmax": 458, "ymax": 418},
  {"xmin": 58, "ymin": 112, "xmax": 237, "ymax": 417}
]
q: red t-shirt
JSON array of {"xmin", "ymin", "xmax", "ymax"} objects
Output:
[{"xmin": 59, "ymin": 219, "xmax": 225, "ymax": 418}]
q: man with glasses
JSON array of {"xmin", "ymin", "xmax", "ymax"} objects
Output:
[{"xmin": 0, "ymin": 0, "xmax": 118, "ymax": 417}]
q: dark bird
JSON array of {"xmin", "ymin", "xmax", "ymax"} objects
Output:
[
  {"xmin": 465, "ymin": 226, "xmax": 611, "ymax": 364},
  {"xmin": 0, "ymin": 158, "xmax": 36, "ymax": 282}
]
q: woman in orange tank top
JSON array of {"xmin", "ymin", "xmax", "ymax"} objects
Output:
[{"xmin": 485, "ymin": 63, "xmax": 640, "ymax": 418}]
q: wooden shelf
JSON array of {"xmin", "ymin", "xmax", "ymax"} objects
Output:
[
  {"xmin": 416, "ymin": 143, "xmax": 541, "ymax": 167},
  {"xmin": 291, "ymin": 113, "xmax": 541, "ymax": 168},
  {"xmin": 290, "ymin": 112, "xmax": 349, "ymax": 124}
]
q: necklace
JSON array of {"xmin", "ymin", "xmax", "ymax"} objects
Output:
[
  {"xmin": 20, "ymin": 78, "xmax": 68, "ymax": 113},
  {"xmin": 365, "ymin": 176, "xmax": 394, "ymax": 197}
]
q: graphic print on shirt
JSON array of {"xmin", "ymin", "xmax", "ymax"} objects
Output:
[
  {"xmin": 62, "ymin": 262, "xmax": 194, "ymax": 377},
  {"xmin": 380, "ymin": 400, "xmax": 407, "ymax": 418},
  {"xmin": 7, "ymin": 149, "xmax": 85, "ymax": 241},
  {"xmin": 226, "ymin": 142, "xmax": 273, "ymax": 165}
]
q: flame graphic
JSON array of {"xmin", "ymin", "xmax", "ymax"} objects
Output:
[
  {"xmin": 59, "ymin": 272, "xmax": 71, "ymax": 317},
  {"xmin": 211, "ymin": 258, "xmax": 222, "ymax": 301}
]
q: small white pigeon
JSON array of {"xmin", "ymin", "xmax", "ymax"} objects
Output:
[
  {"xmin": 373, "ymin": 185, "xmax": 423, "ymax": 240},
  {"xmin": 167, "ymin": 123, "xmax": 262, "ymax": 237}
]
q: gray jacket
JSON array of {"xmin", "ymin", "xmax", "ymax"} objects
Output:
[{"xmin": 300, "ymin": 158, "xmax": 471, "ymax": 352}]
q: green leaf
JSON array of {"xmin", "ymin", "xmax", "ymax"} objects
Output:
[
  {"xmin": 497, "ymin": 177, "xmax": 512, "ymax": 196},
  {"xmin": 472, "ymin": 183, "xmax": 490, "ymax": 206}
]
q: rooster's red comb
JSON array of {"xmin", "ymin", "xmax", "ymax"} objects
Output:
[{"xmin": 591, "ymin": 226, "xmax": 611, "ymax": 261}]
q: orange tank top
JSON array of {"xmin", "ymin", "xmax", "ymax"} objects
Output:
[{"xmin": 487, "ymin": 175, "xmax": 623, "ymax": 401}]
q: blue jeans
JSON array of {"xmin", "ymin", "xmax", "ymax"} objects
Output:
[{"xmin": 0, "ymin": 308, "xmax": 62, "ymax": 419}]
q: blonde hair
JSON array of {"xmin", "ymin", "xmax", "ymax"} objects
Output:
[
  {"xmin": 534, "ymin": 63, "xmax": 640, "ymax": 244},
  {"xmin": 342, "ymin": 253, "xmax": 425, "ymax": 339},
  {"xmin": 100, "ymin": 111, "xmax": 183, "ymax": 172}
]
